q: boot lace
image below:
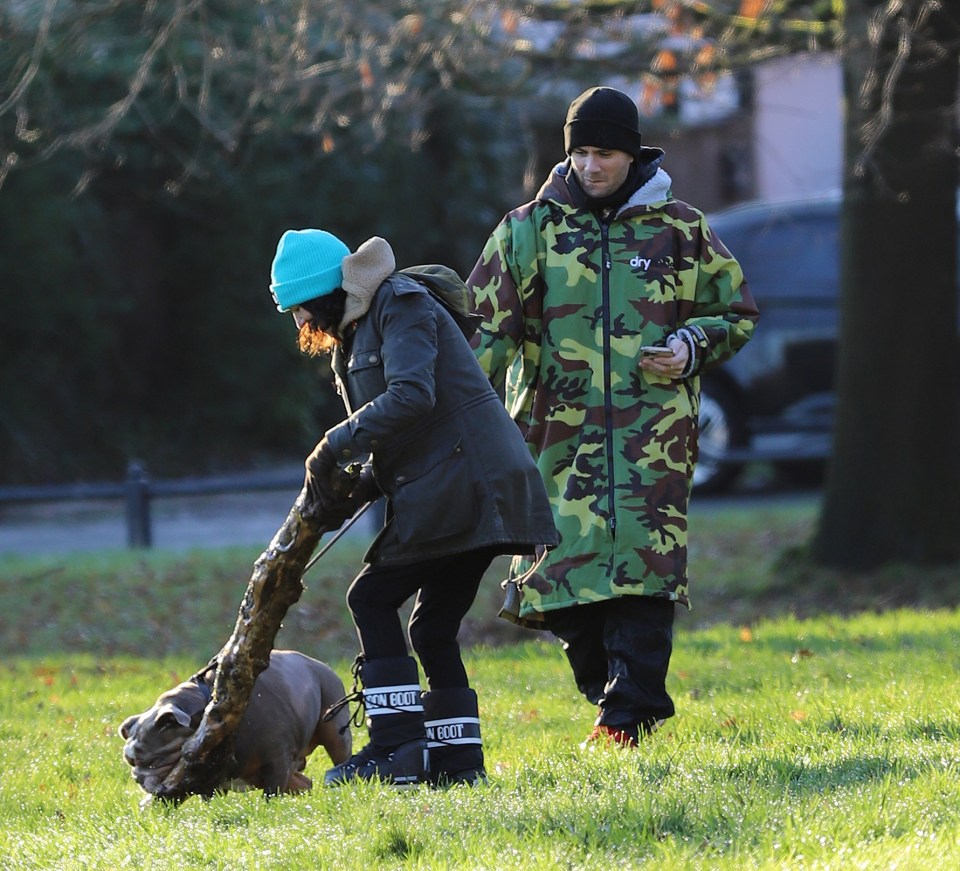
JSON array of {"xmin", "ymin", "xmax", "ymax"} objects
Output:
[
  {"xmin": 321, "ymin": 654, "xmax": 366, "ymax": 735},
  {"xmin": 322, "ymin": 653, "xmax": 430, "ymax": 737}
]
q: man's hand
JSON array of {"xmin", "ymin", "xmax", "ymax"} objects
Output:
[{"xmin": 638, "ymin": 337, "xmax": 689, "ymax": 379}]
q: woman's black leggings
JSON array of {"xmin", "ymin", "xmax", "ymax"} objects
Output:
[{"xmin": 345, "ymin": 546, "xmax": 498, "ymax": 689}]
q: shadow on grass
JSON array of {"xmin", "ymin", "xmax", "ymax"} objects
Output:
[{"xmin": 1, "ymin": 541, "xmax": 958, "ymax": 659}]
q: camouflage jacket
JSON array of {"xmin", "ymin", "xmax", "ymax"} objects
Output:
[{"xmin": 468, "ymin": 163, "xmax": 759, "ymax": 613}]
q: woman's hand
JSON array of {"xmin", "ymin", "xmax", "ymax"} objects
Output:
[{"xmin": 305, "ymin": 438, "xmax": 338, "ymax": 507}]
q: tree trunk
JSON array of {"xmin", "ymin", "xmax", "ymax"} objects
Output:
[
  {"xmin": 813, "ymin": 1, "xmax": 960, "ymax": 568},
  {"xmin": 152, "ymin": 488, "xmax": 327, "ymax": 802}
]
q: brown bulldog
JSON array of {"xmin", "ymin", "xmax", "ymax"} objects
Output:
[{"xmin": 119, "ymin": 649, "xmax": 351, "ymax": 799}]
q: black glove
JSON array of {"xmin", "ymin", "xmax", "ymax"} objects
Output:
[
  {"xmin": 349, "ymin": 465, "xmax": 382, "ymax": 505},
  {"xmin": 304, "ymin": 437, "xmax": 339, "ymax": 509},
  {"xmin": 319, "ymin": 468, "xmax": 376, "ymax": 527}
]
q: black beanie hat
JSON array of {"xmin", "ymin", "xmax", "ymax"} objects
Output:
[{"xmin": 563, "ymin": 87, "xmax": 643, "ymax": 157}]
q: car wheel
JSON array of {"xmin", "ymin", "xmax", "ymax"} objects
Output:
[{"xmin": 694, "ymin": 380, "xmax": 747, "ymax": 494}]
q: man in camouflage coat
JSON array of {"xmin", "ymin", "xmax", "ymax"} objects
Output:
[{"xmin": 468, "ymin": 86, "xmax": 759, "ymax": 746}]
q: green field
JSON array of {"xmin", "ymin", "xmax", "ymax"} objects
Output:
[{"xmin": 1, "ymin": 501, "xmax": 959, "ymax": 869}]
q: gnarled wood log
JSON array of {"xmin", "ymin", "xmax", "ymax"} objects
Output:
[{"xmin": 152, "ymin": 487, "xmax": 329, "ymax": 803}]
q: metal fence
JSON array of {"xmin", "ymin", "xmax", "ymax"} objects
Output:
[
  {"xmin": 0, "ymin": 442, "xmax": 811, "ymax": 551},
  {"xmin": 0, "ymin": 461, "xmax": 303, "ymax": 549}
]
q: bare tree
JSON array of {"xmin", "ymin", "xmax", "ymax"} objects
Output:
[
  {"xmin": 812, "ymin": 0, "xmax": 960, "ymax": 568},
  {"xmin": 0, "ymin": 0, "xmax": 520, "ymax": 193}
]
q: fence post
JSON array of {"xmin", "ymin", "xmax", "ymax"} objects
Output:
[{"xmin": 125, "ymin": 460, "xmax": 152, "ymax": 548}]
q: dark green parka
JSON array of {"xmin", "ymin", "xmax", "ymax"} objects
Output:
[{"xmin": 323, "ymin": 237, "xmax": 558, "ymax": 566}]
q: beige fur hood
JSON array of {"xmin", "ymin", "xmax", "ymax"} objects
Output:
[{"xmin": 340, "ymin": 236, "xmax": 396, "ymax": 328}]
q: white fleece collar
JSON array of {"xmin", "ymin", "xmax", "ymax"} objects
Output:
[{"xmin": 617, "ymin": 168, "xmax": 673, "ymax": 214}]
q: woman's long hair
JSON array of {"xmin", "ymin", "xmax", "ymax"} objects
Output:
[{"xmin": 297, "ymin": 289, "xmax": 348, "ymax": 356}]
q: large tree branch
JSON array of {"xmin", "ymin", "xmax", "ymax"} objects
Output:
[{"xmin": 152, "ymin": 487, "xmax": 328, "ymax": 803}]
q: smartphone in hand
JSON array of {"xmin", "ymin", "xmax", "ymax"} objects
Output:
[{"xmin": 640, "ymin": 346, "xmax": 673, "ymax": 357}]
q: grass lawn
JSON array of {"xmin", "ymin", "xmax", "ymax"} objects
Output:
[{"xmin": 1, "ymin": 499, "xmax": 959, "ymax": 868}]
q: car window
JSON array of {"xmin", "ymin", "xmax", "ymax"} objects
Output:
[{"xmin": 715, "ymin": 209, "xmax": 839, "ymax": 303}]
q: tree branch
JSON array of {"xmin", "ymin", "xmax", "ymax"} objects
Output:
[{"xmin": 151, "ymin": 488, "xmax": 329, "ymax": 803}]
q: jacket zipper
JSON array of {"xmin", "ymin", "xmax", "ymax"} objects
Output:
[{"xmin": 600, "ymin": 216, "xmax": 617, "ymax": 541}]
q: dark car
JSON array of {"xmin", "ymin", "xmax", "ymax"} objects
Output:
[{"xmin": 694, "ymin": 191, "xmax": 959, "ymax": 493}]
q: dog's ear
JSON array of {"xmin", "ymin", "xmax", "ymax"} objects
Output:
[
  {"xmin": 155, "ymin": 703, "xmax": 193, "ymax": 730},
  {"xmin": 119, "ymin": 714, "xmax": 140, "ymax": 739}
]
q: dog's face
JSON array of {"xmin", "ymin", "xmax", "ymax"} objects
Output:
[{"xmin": 119, "ymin": 680, "xmax": 208, "ymax": 794}]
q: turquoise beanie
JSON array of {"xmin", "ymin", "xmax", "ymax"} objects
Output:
[{"xmin": 269, "ymin": 229, "xmax": 351, "ymax": 311}]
